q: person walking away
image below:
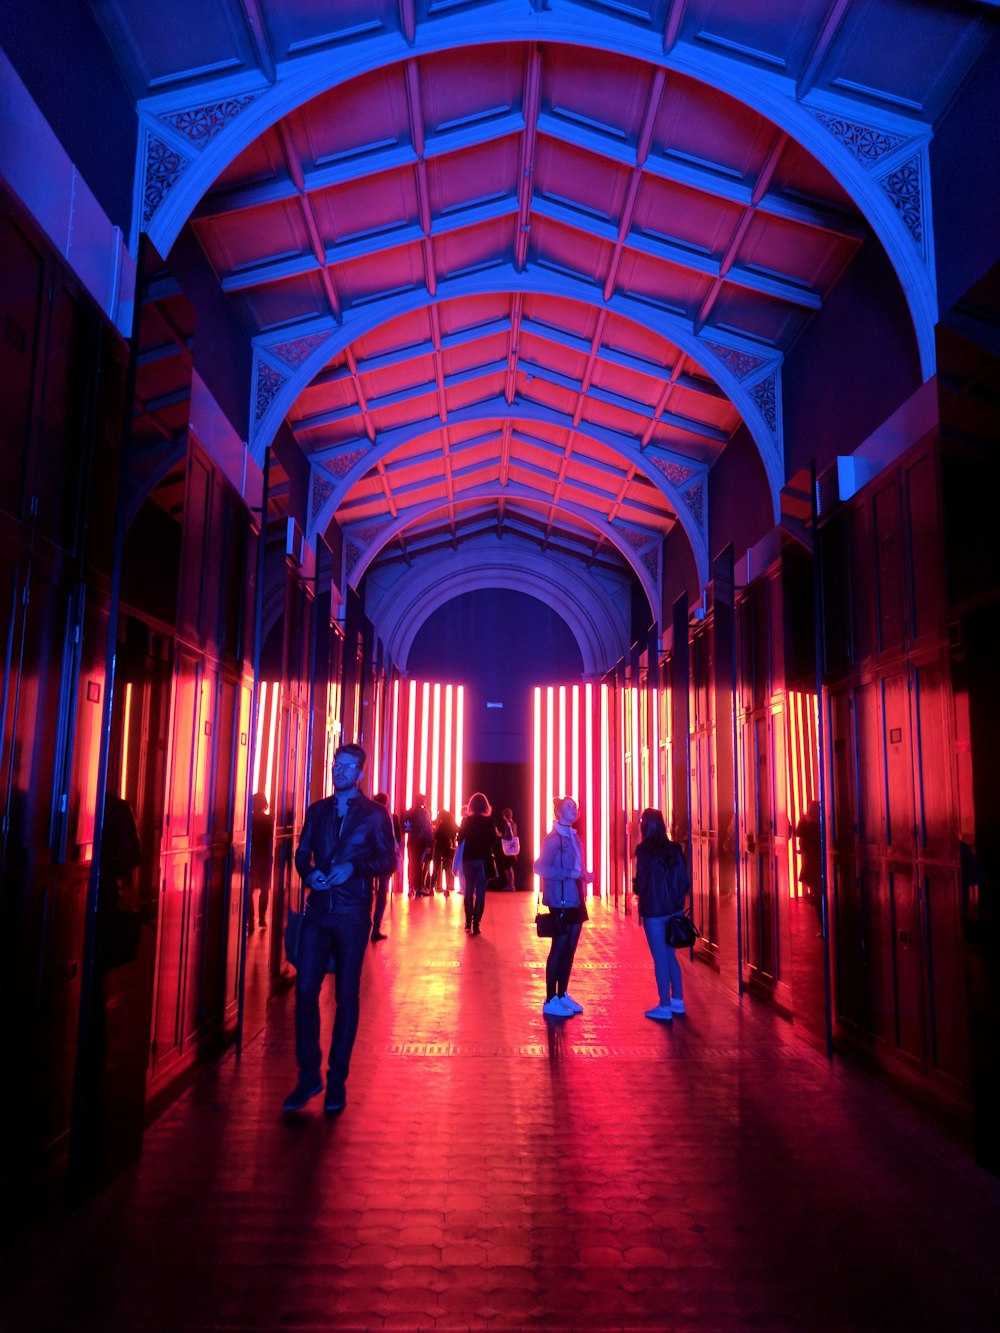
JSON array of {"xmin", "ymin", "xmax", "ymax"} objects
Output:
[
  {"xmin": 533, "ymin": 796, "xmax": 593, "ymax": 1016},
  {"xmin": 432, "ymin": 809, "xmax": 458, "ymax": 894},
  {"xmin": 283, "ymin": 744, "xmax": 396, "ymax": 1114},
  {"xmin": 633, "ymin": 808, "xmax": 690, "ymax": 1021},
  {"xmin": 370, "ymin": 792, "xmax": 397, "ymax": 941},
  {"xmin": 403, "ymin": 794, "xmax": 433, "ymax": 896},
  {"xmin": 456, "ymin": 793, "xmax": 501, "ymax": 935},
  {"xmin": 248, "ymin": 791, "xmax": 273, "ymax": 930},
  {"xmin": 499, "ymin": 807, "xmax": 519, "ymax": 890}
]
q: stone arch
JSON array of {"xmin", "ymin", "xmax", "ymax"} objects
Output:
[{"xmin": 365, "ymin": 547, "xmax": 631, "ymax": 676}]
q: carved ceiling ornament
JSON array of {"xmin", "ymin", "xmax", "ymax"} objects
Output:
[
  {"xmin": 703, "ymin": 341, "xmax": 769, "ymax": 382},
  {"xmin": 269, "ymin": 330, "xmax": 334, "ymax": 370},
  {"xmin": 310, "ymin": 471, "xmax": 335, "ymax": 523},
  {"xmin": 254, "ymin": 361, "xmax": 287, "ymax": 424},
  {"xmin": 142, "ymin": 133, "xmax": 192, "ymax": 228},
  {"xmin": 811, "ymin": 111, "xmax": 907, "ymax": 167},
  {"xmin": 141, "ymin": 93, "xmax": 261, "ymax": 231},
  {"xmin": 748, "ymin": 371, "xmax": 779, "ymax": 439},
  {"xmin": 878, "ymin": 154, "xmax": 924, "ymax": 249},
  {"xmin": 682, "ymin": 482, "xmax": 704, "ymax": 531},
  {"xmin": 159, "ymin": 94, "xmax": 260, "ymax": 147},
  {"xmin": 810, "ymin": 109, "xmax": 928, "ymax": 261},
  {"xmin": 648, "ymin": 456, "xmax": 696, "ymax": 489},
  {"xmin": 320, "ymin": 447, "xmax": 371, "ymax": 479},
  {"xmin": 615, "ymin": 523, "xmax": 655, "ymax": 552}
]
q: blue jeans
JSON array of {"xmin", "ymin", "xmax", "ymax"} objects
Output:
[
  {"xmin": 642, "ymin": 916, "xmax": 683, "ymax": 1006},
  {"xmin": 546, "ymin": 921, "xmax": 583, "ymax": 999},
  {"xmin": 464, "ymin": 861, "xmax": 486, "ymax": 927},
  {"xmin": 295, "ymin": 901, "xmax": 371, "ymax": 1094}
]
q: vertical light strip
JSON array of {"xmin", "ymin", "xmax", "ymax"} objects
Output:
[
  {"xmin": 533, "ymin": 687, "xmax": 542, "ymax": 894},
  {"xmin": 571, "ymin": 685, "xmax": 580, "ymax": 802},
  {"xmin": 252, "ymin": 678, "xmax": 267, "ymax": 795},
  {"xmin": 120, "ymin": 681, "xmax": 133, "ymax": 798},
  {"xmin": 557, "ymin": 685, "xmax": 567, "ymax": 799},
  {"xmin": 265, "ymin": 681, "xmax": 279, "ymax": 807},
  {"xmin": 372, "ymin": 680, "xmax": 382, "ymax": 794},
  {"xmin": 419, "ymin": 682, "xmax": 430, "ymax": 798},
  {"xmin": 430, "ymin": 683, "xmax": 441, "ymax": 815},
  {"xmin": 585, "ymin": 683, "xmax": 594, "ymax": 897},
  {"xmin": 620, "ymin": 688, "xmax": 628, "ymax": 817},
  {"xmin": 601, "ymin": 685, "xmax": 611, "ymax": 895},
  {"xmin": 389, "ymin": 678, "xmax": 400, "ymax": 814},
  {"xmin": 545, "ymin": 686, "xmax": 555, "ymax": 825},
  {"xmin": 787, "ymin": 695, "xmax": 800, "ymax": 897},
  {"xmin": 443, "ymin": 686, "xmax": 453, "ymax": 815},
  {"xmin": 455, "ymin": 686, "xmax": 465, "ymax": 814},
  {"xmin": 405, "ymin": 680, "xmax": 417, "ymax": 810},
  {"xmin": 642, "ymin": 677, "xmax": 650, "ymax": 810},
  {"xmin": 631, "ymin": 687, "xmax": 640, "ymax": 813},
  {"xmin": 652, "ymin": 683, "xmax": 660, "ymax": 811}
]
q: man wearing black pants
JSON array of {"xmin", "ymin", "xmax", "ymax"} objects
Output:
[{"xmin": 283, "ymin": 743, "xmax": 396, "ymax": 1114}]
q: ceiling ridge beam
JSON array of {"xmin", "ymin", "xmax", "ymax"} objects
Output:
[
  {"xmin": 572, "ymin": 308, "xmax": 609, "ymax": 428},
  {"xmin": 603, "ymin": 68, "xmax": 667, "ymax": 303},
  {"xmin": 515, "ymin": 46, "xmax": 542, "ymax": 273}
]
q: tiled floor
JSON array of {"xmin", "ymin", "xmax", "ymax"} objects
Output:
[{"xmin": 4, "ymin": 891, "xmax": 1000, "ymax": 1331}]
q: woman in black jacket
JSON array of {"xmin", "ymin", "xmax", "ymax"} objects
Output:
[
  {"xmin": 456, "ymin": 791, "xmax": 501, "ymax": 934},
  {"xmin": 633, "ymin": 807, "xmax": 690, "ymax": 1021}
]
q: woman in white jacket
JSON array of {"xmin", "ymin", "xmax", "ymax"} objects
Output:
[{"xmin": 533, "ymin": 796, "xmax": 593, "ymax": 1017}]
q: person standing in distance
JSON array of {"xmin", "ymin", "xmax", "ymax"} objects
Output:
[{"xmin": 283, "ymin": 743, "xmax": 396, "ymax": 1114}]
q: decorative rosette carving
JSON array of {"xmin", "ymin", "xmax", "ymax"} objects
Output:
[
  {"xmin": 649, "ymin": 457, "xmax": 695, "ymax": 488},
  {"xmin": 160, "ymin": 95, "xmax": 258, "ymax": 147},
  {"xmin": 811, "ymin": 112, "xmax": 906, "ymax": 167},
  {"xmin": 142, "ymin": 134, "xmax": 192, "ymax": 227},
  {"xmin": 255, "ymin": 362, "xmax": 286, "ymax": 423},
  {"xmin": 682, "ymin": 482, "xmax": 704, "ymax": 529},
  {"xmin": 704, "ymin": 341, "xmax": 767, "ymax": 382}
]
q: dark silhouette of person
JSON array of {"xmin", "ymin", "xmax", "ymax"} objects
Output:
[
  {"xmin": 403, "ymin": 793, "xmax": 433, "ymax": 895},
  {"xmin": 283, "ymin": 743, "xmax": 396, "ymax": 1114},
  {"xmin": 88, "ymin": 795, "xmax": 143, "ymax": 1113},
  {"xmin": 248, "ymin": 791, "xmax": 273, "ymax": 930},
  {"xmin": 96, "ymin": 795, "xmax": 142, "ymax": 971},
  {"xmin": 632, "ymin": 807, "xmax": 689, "ymax": 1020},
  {"xmin": 432, "ymin": 809, "xmax": 459, "ymax": 894},
  {"xmin": 456, "ymin": 793, "xmax": 501, "ymax": 934},
  {"xmin": 796, "ymin": 800, "xmax": 823, "ymax": 931},
  {"xmin": 370, "ymin": 792, "xmax": 397, "ymax": 941}
]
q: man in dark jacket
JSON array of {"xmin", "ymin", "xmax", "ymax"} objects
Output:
[
  {"xmin": 403, "ymin": 793, "xmax": 433, "ymax": 895},
  {"xmin": 283, "ymin": 743, "xmax": 396, "ymax": 1114}
]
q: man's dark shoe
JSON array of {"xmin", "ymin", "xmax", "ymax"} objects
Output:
[
  {"xmin": 370, "ymin": 930, "xmax": 387, "ymax": 942},
  {"xmin": 282, "ymin": 1077, "xmax": 323, "ymax": 1112},
  {"xmin": 324, "ymin": 1083, "xmax": 347, "ymax": 1115}
]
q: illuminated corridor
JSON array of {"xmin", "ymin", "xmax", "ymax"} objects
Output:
[
  {"xmin": 4, "ymin": 893, "xmax": 998, "ymax": 1331},
  {"xmin": 3, "ymin": 2, "xmax": 1000, "ymax": 1298}
]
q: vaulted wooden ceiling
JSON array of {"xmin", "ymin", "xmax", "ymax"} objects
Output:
[{"xmin": 103, "ymin": 0, "xmax": 993, "ymax": 665}]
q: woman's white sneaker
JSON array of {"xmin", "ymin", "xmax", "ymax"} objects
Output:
[
  {"xmin": 560, "ymin": 993, "xmax": 583, "ymax": 1013},
  {"xmin": 644, "ymin": 1005, "xmax": 673, "ymax": 1021},
  {"xmin": 543, "ymin": 996, "xmax": 573, "ymax": 1016},
  {"xmin": 670, "ymin": 998, "xmax": 686, "ymax": 1013}
]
